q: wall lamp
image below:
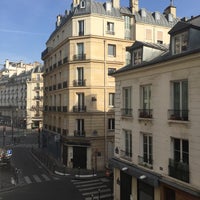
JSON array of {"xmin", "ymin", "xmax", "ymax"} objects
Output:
[
  {"xmin": 121, "ymin": 167, "xmax": 128, "ymax": 171},
  {"xmin": 139, "ymin": 175, "xmax": 147, "ymax": 180}
]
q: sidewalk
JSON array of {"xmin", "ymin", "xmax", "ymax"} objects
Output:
[{"xmin": 31, "ymin": 147, "xmax": 107, "ymax": 179}]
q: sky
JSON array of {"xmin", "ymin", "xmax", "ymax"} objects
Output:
[{"xmin": 0, "ymin": 0, "xmax": 199, "ymax": 66}]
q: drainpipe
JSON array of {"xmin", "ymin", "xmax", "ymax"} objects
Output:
[{"xmin": 104, "ymin": 39, "xmax": 107, "ymax": 168}]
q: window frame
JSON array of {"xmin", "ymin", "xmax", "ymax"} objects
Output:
[
  {"xmin": 108, "ymin": 44, "xmax": 116, "ymax": 57},
  {"xmin": 109, "ymin": 93, "xmax": 115, "ymax": 107},
  {"xmin": 124, "ymin": 129, "xmax": 132, "ymax": 158},
  {"xmin": 108, "ymin": 118, "xmax": 115, "ymax": 131}
]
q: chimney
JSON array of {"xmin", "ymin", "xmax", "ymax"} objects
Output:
[
  {"xmin": 73, "ymin": 0, "xmax": 80, "ymax": 8},
  {"xmin": 130, "ymin": 0, "xmax": 139, "ymax": 13},
  {"xmin": 56, "ymin": 15, "xmax": 61, "ymax": 27},
  {"xmin": 164, "ymin": 4, "xmax": 176, "ymax": 18},
  {"xmin": 112, "ymin": 0, "xmax": 120, "ymax": 9}
]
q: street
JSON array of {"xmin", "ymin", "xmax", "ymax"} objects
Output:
[{"xmin": 0, "ymin": 127, "xmax": 113, "ymax": 200}]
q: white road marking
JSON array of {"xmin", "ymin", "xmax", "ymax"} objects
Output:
[
  {"xmin": 41, "ymin": 174, "xmax": 50, "ymax": 181},
  {"xmin": 24, "ymin": 176, "xmax": 32, "ymax": 184},
  {"xmin": 33, "ymin": 174, "xmax": 42, "ymax": 183}
]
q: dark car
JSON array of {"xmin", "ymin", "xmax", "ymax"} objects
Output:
[{"xmin": 0, "ymin": 148, "xmax": 12, "ymax": 165}]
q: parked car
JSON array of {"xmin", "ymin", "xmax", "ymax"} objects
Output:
[{"xmin": 0, "ymin": 148, "xmax": 12, "ymax": 165}]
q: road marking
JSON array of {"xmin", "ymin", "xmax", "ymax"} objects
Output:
[
  {"xmin": 41, "ymin": 174, "xmax": 50, "ymax": 181},
  {"xmin": 79, "ymin": 185, "xmax": 107, "ymax": 192},
  {"xmin": 33, "ymin": 174, "xmax": 42, "ymax": 183},
  {"xmin": 82, "ymin": 188, "xmax": 111, "ymax": 197},
  {"xmin": 76, "ymin": 182, "xmax": 103, "ymax": 188},
  {"xmin": 24, "ymin": 176, "xmax": 32, "ymax": 184},
  {"xmin": 72, "ymin": 179, "xmax": 99, "ymax": 185}
]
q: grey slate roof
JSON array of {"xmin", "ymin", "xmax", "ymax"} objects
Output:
[{"xmin": 134, "ymin": 8, "xmax": 179, "ymax": 27}]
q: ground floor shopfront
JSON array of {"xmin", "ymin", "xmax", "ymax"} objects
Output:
[
  {"xmin": 110, "ymin": 158, "xmax": 200, "ymax": 200},
  {"xmin": 41, "ymin": 130, "xmax": 114, "ymax": 171}
]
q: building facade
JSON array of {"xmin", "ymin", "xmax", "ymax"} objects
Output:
[
  {"xmin": 0, "ymin": 60, "xmax": 43, "ymax": 130},
  {"xmin": 41, "ymin": 0, "xmax": 178, "ymax": 171},
  {"xmin": 110, "ymin": 16, "xmax": 200, "ymax": 200}
]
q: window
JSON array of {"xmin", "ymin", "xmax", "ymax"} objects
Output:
[
  {"xmin": 173, "ymin": 138, "xmax": 189, "ymax": 164},
  {"xmin": 107, "ymin": 22, "xmax": 115, "ymax": 35},
  {"xmin": 78, "ymin": 20, "xmax": 84, "ymax": 36},
  {"xmin": 77, "ymin": 93, "xmax": 84, "ymax": 108},
  {"xmin": 108, "ymin": 44, "xmax": 116, "ymax": 57},
  {"xmin": 157, "ymin": 31, "xmax": 163, "ymax": 44},
  {"xmin": 80, "ymin": 0, "xmax": 85, "ymax": 8},
  {"xmin": 139, "ymin": 85, "xmax": 152, "ymax": 118},
  {"xmin": 77, "ymin": 43, "xmax": 84, "ymax": 55},
  {"xmin": 169, "ymin": 138, "xmax": 189, "ymax": 182},
  {"xmin": 172, "ymin": 31, "xmax": 188, "ymax": 55},
  {"xmin": 132, "ymin": 48, "xmax": 142, "ymax": 65},
  {"xmin": 124, "ymin": 16, "xmax": 131, "ymax": 30},
  {"xmin": 108, "ymin": 118, "xmax": 115, "ymax": 130},
  {"xmin": 169, "ymin": 80, "xmax": 188, "ymax": 120},
  {"xmin": 109, "ymin": 93, "xmax": 115, "ymax": 107},
  {"xmin": 122, "ymin": 87, "xmax": 132, "ymax": 116},
  {"xmin": 140, "ymin": 133, "xmax": 152, "ymax": 165},
  {"xmin": 146, "ymin": 29, "xmax": 152, "ymax": 41},
  {"xmin": 76, "ymin": 119, "xmax": 85, "ymax": 136},
  {"xmin": 124, "ymin": 130, "xmax": 132, "ymax": 158},
  {"xmin": 75, "ymin": 67, "xmax": 85, "ymax": 86},
  {"xmin": 108, "ymin": 67, "xmax": 116, "ymax": 75}
]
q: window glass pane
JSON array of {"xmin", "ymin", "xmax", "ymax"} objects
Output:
[
  {"xmin": 182, "ymin": 80, "xmax": 188, "ymax": 110},
  {"xmin": 174, "ymin": 138, "xmax": 180, "ymax": 161},
  {"xmin": 173, "ymin": 82, "xmax": 180, "ymax": 110}
]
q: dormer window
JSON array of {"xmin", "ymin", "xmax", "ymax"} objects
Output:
[
  {"xmin": 80, "ymin": 0, "xmax": 86, "ymax": 8},
  {"xmin": 172, "ymin": 31, "xmax": 188, "ymax": 55},
  {"xmin": 132, "ymin": 48, "xmax": 142, "ymax": 65}
]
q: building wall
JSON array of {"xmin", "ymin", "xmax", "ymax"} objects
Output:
[{"xmin": 113, "ymin": 52, "xmax": 200, "ymax": 199}]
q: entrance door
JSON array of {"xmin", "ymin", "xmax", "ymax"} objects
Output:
[
  {"xmin": 138, "ymin": 180, "xmax": 154, "ymax": 200},
  {"xmin": 73, "ymin": 146, "xmax": 87, "ymax": 169},
  {"xmin": 120, "ymin": 171, "xmax": 132, "ymax": 200}
]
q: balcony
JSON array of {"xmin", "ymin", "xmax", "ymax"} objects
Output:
[
  {"xmin": 58, "ymin": 60, "xmax": 62, "ymax": 67},
  {"xmin": 58, "ymin": 83, "xmax": 62, "ymax": 89},
  {"xmin": 74, "ymin": 130, "xmax": 85, "ymax": 137},
  {"xmin": 73, "ymin": 53, "xmax": 86, "ymax": 61},
  {"xmin": 63, "ymin": 106, "xmax": 67, "ymax": 112},
  {"xmin": 73, "ymin": 79, "xmax": 86, "ymax": 87},
  {"xmin": 138, "ymin": 155, "xmax": 153, "ymax": 169},
  {"xmin": 41, "ymin": 47, "xmax": 53, "ymax": 59},
  {"xmin": 63, "ymin": 57, "xmax": 68, "ymax": 64},
  {"xmin": 138, "ymin": 109, "xmax": 153, "ymax": 119},
  {"xmin": 63, "ymin": 81, "xmax": 67, "ymax": 88},
  {"xmin": 168, "ymin": 158, "xmax": 189, "ymax": 183},
  {"xmin": 120, "ymin": 150, "xmax": 132, "ymax": 161},
  {"xmin": 34, "ymin": 96, "xmax": 42, "ymax": 100},
  {"xmin": 168, "ymin": 110, "xmax": 188, "ymax": 121},
  {"xmin": 73, "ymin": 106, "xmax": 86, "ymax": 112},
  {"xmin": 57, "ymin": 106, "xmax": 61, "ymax": 112},
  {"xmin": 121, "ymin": 108, "xmax": 132, "ymax": 117},
  {"xmin": 34, "ymin": 86, "xmax": 40, "ymax": 91}
]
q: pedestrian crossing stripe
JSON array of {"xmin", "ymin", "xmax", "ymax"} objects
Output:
[
  {"xmin": 23, "ymin": 173, "xmax": 58, "ymax": 184},
  {"xmin": 71, "ymin": 178, "xmax": 113, "ymax": 200}
]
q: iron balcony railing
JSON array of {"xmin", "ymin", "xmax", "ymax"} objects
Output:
[
  {"xmin": 138, "ymin": 109, "xmax": 153, "ymax": 118},
  {"xmin": 120, "ymin": 150, "xmax": 132, "ymax": 161},
  {"xmin": 121, "ymin": 108, "xmax": 132, "ymax": 117},
  {"xmin": 73, "ymin": 53, "xmax": 86, "ymax": 61},
  {"xmin": 138, "ymin": 155, "xmax": 153, "ymax": 169},
  {"xmin": 73, "ymin": 106, "xmax": 86, "ymax": 112},
  {"xmin": 74, "ymin": 130, "xmax": 85, "ymax": 137},
  {"xmin": 168, "ymin": 158, "xmax": 189, "ymax": 183},
  {"xmin": 168, "ymin": 110, "xmax": 189, "ymax": 121},
  {"xmin": 73, "ymin": 79, "xmax": 86, "ymax": 87}
]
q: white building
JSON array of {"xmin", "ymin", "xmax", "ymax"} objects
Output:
[
  {"xmin": 110, "ymin": 16, "xmax": 200, "ymax": 200},
  {"xmin": 0, "ymin": 60, "xmax": 43, "ymax": 129}
]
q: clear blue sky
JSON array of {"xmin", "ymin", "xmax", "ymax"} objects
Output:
[{"xmin": 0, "ymin": 0, "xmax": 199, "ymax": 66}]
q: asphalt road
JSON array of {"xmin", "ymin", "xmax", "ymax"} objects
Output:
[{"xmin": 0, "ymin": 146, "xmax": 83, "ymax": 200}]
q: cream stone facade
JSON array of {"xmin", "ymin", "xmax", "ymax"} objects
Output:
[
  {"xmin": 0, "ymin": 60, "xmax": 43, "ymax": 130},
  {"xmin": 41, "ymin": 0, "xmax": 178, "ymax": 171},
  {"xmin": 111, "ymin": 16, "xmax": 200, "ymax": 200}
]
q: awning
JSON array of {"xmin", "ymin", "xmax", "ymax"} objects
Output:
[{"xmin": 109, "ymin": 157, "xmax": 161, "ymax": 187}]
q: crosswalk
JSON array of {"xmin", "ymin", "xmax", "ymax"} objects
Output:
[
  {"xmin": 71, "ymin": 178, "xmax": 113, "ymax": 200},
  {"xmin": 22, "ymin": 173, "xmax": 59, "ymax": 185}
]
